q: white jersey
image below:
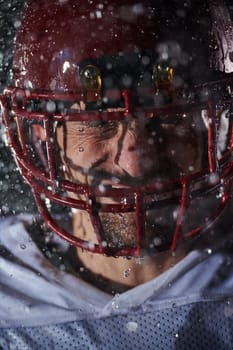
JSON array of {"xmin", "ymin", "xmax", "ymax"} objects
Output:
[{"xmin": 0, "ymin": 215, "xmax": 233, "ymax": 349}]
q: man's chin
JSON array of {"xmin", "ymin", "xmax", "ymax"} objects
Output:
[{"xmin": 98, "ymin": 211, "xmax": 175, "ymax": 255}]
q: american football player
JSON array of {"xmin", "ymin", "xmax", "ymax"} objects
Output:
[{"xmin": 0, "ymin": 0, "xmax": 233, "ymax": 348}]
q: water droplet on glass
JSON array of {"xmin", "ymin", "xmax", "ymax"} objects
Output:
[
  {"xmin": 102, "ymin": 241, "xmax": 107, "ymax": 248},
  {"xmin": 24, "ymin": 305, "xmax": 31, "ymax": 313},
  {"xmin": 170, "ymin": 149, "xmax": 176, "ymax": 156},
  {"xmin": 59, "ymin": 264, "xmax": 66, "ymax": 271},
  {"xmin": 209, "ymin": 172, "xmax": 219, "ymax": 185},
  {"xmin": 40, "ymin": 193, "xmax": 46, "ymax": 201},
  {"xmin": 121, "ymin": 197, "xmax": 128, "ymax": 205},
  {"xmin": 9, "ymin": 343, "xmax": 17, "ymax": 350},
  {"xmin": 158, "ymin": 137, "xmax": 164, "ymax": 143},
  {"xmin": 173, "ymin": 209, "xmax": 179, "ymax": 220},
  {"xmin": 14, "ymin": 20, "xmax": 21, "ymax": 29},
  {"xmin": 142, "ymin": 55, "xmax": 150, "ymax": 65},
  {"xmin": 123, "ymin": 268, "xmax": 131, "ymax": 278},
  {"xmin": 98, "ymin": 184, "xmax": 106, "ymax": 193},
  {"xmin": 147, "ymin": 137, "xmax": 154, "ymax": 145},
  {"xmin": 153, "ymin": 237, "xmax": 162, "ymax": 247},
  {"xmin": 111, "ymin": 294, "xmax": 120, "ymax": 311},
  {"xmin": 79, "ymin": 147, "xmax": 84, "ymax": 152},
  {"xmin": 88, "ymin": 242, "xmax": 95, "ymax": 250},
  {"xmin": 187, "ymin": 164, "xmax": 194, "ymax": 173},
  {"xmin": 46, "ymin": 101, "xmax": 56, "ymax": 113},
  {"xmin": 20, "ymin": 244, "xmax": 26, "ymax": 250},
  {"xmin": 126, "ymin": 321, "xmax": 138, "ymax": 332}
]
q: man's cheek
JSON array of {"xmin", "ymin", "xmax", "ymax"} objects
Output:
[
  {"xmin": 171, "ymin": 142, "xmax": 200, "ymax": 174},
  {"xmin": 157, "ymin": 138, "xmax": 197, "ymax": 177},
  {"xmin": 66, "ymin": 140, "xmax": 106, "ymax": 167}
]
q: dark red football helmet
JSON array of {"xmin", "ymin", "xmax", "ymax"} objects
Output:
[{"xmin": 1, "ymin": 0, "xmax": 233, "ymax": 257}]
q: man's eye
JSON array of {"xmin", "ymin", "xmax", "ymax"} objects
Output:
[
  {"xmin": 87, "ymin": 120, "xmax": 118, "ymax": 129},
  {"xmin": 146, "ymin": 115, "xmax": 186, "ymax": 131}
]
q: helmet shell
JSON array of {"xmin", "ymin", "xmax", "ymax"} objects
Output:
[{"xmin": 13, "ymin": 0, "xmax": 157, "ymax": 91}]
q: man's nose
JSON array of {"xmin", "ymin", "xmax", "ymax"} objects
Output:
[{"xmin": 113, "ymin": 120, "xmax": 152, "ymax": 177}]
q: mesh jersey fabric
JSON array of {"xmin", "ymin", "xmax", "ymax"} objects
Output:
[
  {"xmin": 0, "ymin": 215, "xmax": 233, "ymax": 349},
  {"xmin": 0, "ymin": 299, "xmax": 233, "ymax": 350}
]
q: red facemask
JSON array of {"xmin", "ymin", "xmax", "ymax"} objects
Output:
[{"xmin": 1, "ymin": 0, "xmax": 233, "ymax": 257}]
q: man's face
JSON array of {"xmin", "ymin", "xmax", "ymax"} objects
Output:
[{"xmin": 56, "ymin": 105, "xmax": 208, "ymax": 252}]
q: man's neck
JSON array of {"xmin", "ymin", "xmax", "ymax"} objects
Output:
[
  {"xmin": 72, "ymin": 211, "xmax": 190, "ymax": 294},
  {"xmin": 77, "ymin": 248, "xmax": 187, "ymax": 293}
]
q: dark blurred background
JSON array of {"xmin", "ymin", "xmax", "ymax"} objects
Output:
[{"xmin": 0, "ymin": 0, "xmax": 37, "ymax": 215}]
